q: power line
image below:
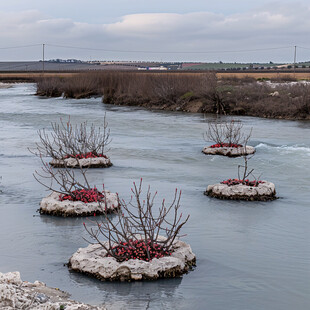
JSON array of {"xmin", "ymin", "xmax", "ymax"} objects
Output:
[
  {"xmin": 0, "ymin": 43, "xmax": 307, "ymax": 54},
  {"xmin": 0, "ymin": 42, "xmax": 309, "ymax": 54},
  {"xmin": 0, "ymin": 44, "xmax": 41, "ymax": 50},
  {"xmin": 46, "ymin": 43, "xmax": 293, "ymax": 54},
  {"xmin": 297, "ymin": 46, "xmax": 310, "ymax": 50}
]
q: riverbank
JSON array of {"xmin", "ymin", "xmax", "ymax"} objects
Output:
[
  {"xmin": 1, "ymin": 71, "xmax": 309, "ymax": 120},
  {"xmin": 34, "ymin": 71, "xmax": 310, "ymax": 120}
]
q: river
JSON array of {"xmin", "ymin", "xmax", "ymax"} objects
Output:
[{"xmin": 0, "ymin": 83, "xmax": 309, "ymax": 310}]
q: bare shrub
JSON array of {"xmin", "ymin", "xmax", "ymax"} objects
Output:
[
  {"xmin": 204, "ymin": 120, "xmax": 252, "ymax": 146},
  {"xmin": 36, "ymin": 77, "xmax": 64, "ymax": 97},
  {"xmin": 30, "ymin": 117, "xmax": 110, "ymax": 197},
  {"xmin": 84, "ymin": 180, "xmax": 189, "ymax": 261},
  {"xmin": 31, "ymin": 116, "xmax": 110, "ymax": 160},
  {"xmin": 102, "ymin": 71, "xmax": 218, "ymax": 107}
]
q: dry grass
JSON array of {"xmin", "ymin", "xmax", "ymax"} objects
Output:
[
  {"xmin": 217, "ymin": 72, "xmax": 310, "ymax": 80},
  {"xmin": 3, "ymin": 71, "xmax": 310, "ymax": 120},
  {"xmin": 1, "ymin": 71, "xmax": 309, "ymax": 82}
]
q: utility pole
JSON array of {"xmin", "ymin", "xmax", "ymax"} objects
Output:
[
  {"xmin": 293, "ymin": 45, "xmax": 297, "ymax": 77},
  {"xmin": 42, "ymin": 43, "xmax": 45, "ymax": 74}
]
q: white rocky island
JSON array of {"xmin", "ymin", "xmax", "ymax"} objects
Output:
[
  {"xmin": 68, "ymin": 236, "xmax": 196, "ymax": 281},
  {"xmin": 0, "ymin": 271, "xmax": 105, "ymax": 310},
  {"xmin": 40, "ymin": 190, "xmax": 119, "ymax": 217},
  {"xmin": 32, "ymin": 117, "xmax": 113, "ymax": 169},
  {"xmin": 203, "ymin": 120, "xmax": 255, "ymax": 157},
  {"xmin": 202, "ymin": 145, "xmax": 255, "ymax": 157},
  {"xmin": 205, "ymin": 180, "xmax": 276, "ymax": 201},
  {"xmin": 70, "ymin": 181, "xmax": 196, "ymax": 281},
  {"xmin": 50, "ymin": 156, "xmax": 112, "ymax": 168}
]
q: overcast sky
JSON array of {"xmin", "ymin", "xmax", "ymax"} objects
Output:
[{"xmin": 0, "ymin": 0, "xmax": 310, "ymax": 62}]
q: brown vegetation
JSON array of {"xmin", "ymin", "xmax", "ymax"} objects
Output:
[{"xmin": 34, "ymin": 71, "xmax": 310, "ymax": 120}]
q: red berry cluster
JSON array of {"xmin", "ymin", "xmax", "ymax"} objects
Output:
[
  {"xmin": 64, "ymin": 152, "xmax": 108, "ymax": 159},
  {"xmin": 59, "ymin": 188, "xmax": 105, "ymax": 203},
  {"xmin": 109, "ymin": 239, "xmax": 172, "ymax": 262},
  {"xmin": 210, "ymin": 143, "xmax": 243, "ymax": 148},
  {"xmin": 221, "ymin": 179, "xmax": 264, "ymax": 187}
]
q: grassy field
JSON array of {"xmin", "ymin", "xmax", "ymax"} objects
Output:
[
  {"xmin": 1, "ymin": 71, "xmax": 310, "ymax": 82},
  {"xmin": 0, "ymin": 72, "xmax": 77, "ymax": 82}
]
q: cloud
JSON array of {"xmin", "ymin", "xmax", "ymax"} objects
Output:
[{"xmin": 0, "ymin": 3, "xmax": 309, "ymax": 61}]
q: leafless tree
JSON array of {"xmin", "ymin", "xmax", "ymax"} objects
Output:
[
  {"xmin": 84, "ymin": 179, "xmax": 190, "ymax": 261},
  {"xmin": 30, "ymin": 115, "xmax": 111, "ymax": 160},
  {"xmin": 204, "ymin": 119, "xmax": 252, "ymax": 146}
]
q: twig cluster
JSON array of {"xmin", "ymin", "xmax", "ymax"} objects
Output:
[
  {"xmin": 31, "ymin": 116, "xmax": 110, "ymax": 196},
  {"xmin": 205, "ymin": 119, "xmax": 252, "ymax": 146},
  {"xmin": 33, "ymin": 159, "xmax": 90, "ymax": 195},
  {"xmin": 31, "ymin": 115, "xmax": 110, "ymax": 160},
  {"xmin": 237, "ymin": 154, "xmax": 262, "ymax": 183},
  {"xmin": 84, "ymin": 179, "xmax": 189, "ymax": 261}
]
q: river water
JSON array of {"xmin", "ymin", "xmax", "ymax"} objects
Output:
[{"xmin": 0, "ymin": 83, "xmax": 309, "ymax": 310}]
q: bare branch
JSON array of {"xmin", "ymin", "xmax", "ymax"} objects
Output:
[
  {"xmin": 83, "ymin": 180, "xmax": 190, "ymax": 261},
  {"xmin": 204, "ymin": 119, "xmax": 252, "ymax": 147}
]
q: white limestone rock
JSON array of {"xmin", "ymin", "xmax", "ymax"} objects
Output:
[
  {"xmin": 68, "ymin": 236, "xmax": 196, "ymax": 281},
  {"xmin": 202, "ymin": 145, "xmax": 255, "ymax": 157},
  {"xmin": 40, "ymin": 191, "xmax": 119, "ymax": 217},
  {"xmin": 50, "ymin": 157, "xmax": 112, "ymax": 168},
  {"xmin": 0, "ymin": 271, "xmax": 105, "ymax": 309},
  {"xmin": 205, "ymin": 180, "xmax": 276, "ymax": 201}
]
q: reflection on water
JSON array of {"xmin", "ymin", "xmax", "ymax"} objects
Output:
[
  {"xmin": 0, "ymin": 84, "xmax": 310, "ymax": 310},
  {"xmin": 69, "ymin": 271, "xmax": 184, "ymax": 310}
]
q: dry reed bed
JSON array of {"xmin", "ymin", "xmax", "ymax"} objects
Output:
[{"xmin": 35, "ymin": 72, "xmax": 310, "ymax": 120}]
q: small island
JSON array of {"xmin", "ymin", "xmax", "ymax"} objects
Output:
[
  {"xmin": 68, "ymin": 180, "xmax": 196, "ymax": 281},
  {"xmin": 205, "ymin": 179, "xmax": 276, "ymax": 201},
  {"xmin": 50, "ymin": 153, "xmax": 112, "ymax": 168},
  {"xmin": 202, "ymin": 143, "xmax": 255, "ymax": 157},
  {"xmin": 205, "ymin": 154, "xmax": 277, "ymax": 201},
  {"xmin": 32, "ymin": 116, "xmax": 112, "ymax": 169},
  {"xmin": 202, "ymin": 120, "xmax": 255, "ymax": 157},
  {"xmin": 69, "ymin": 236, "xmax": 196, "ymax": 281},
  {"xmin": 40, "ymin": 189, "xmax": 119, "ymax": 217}
]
